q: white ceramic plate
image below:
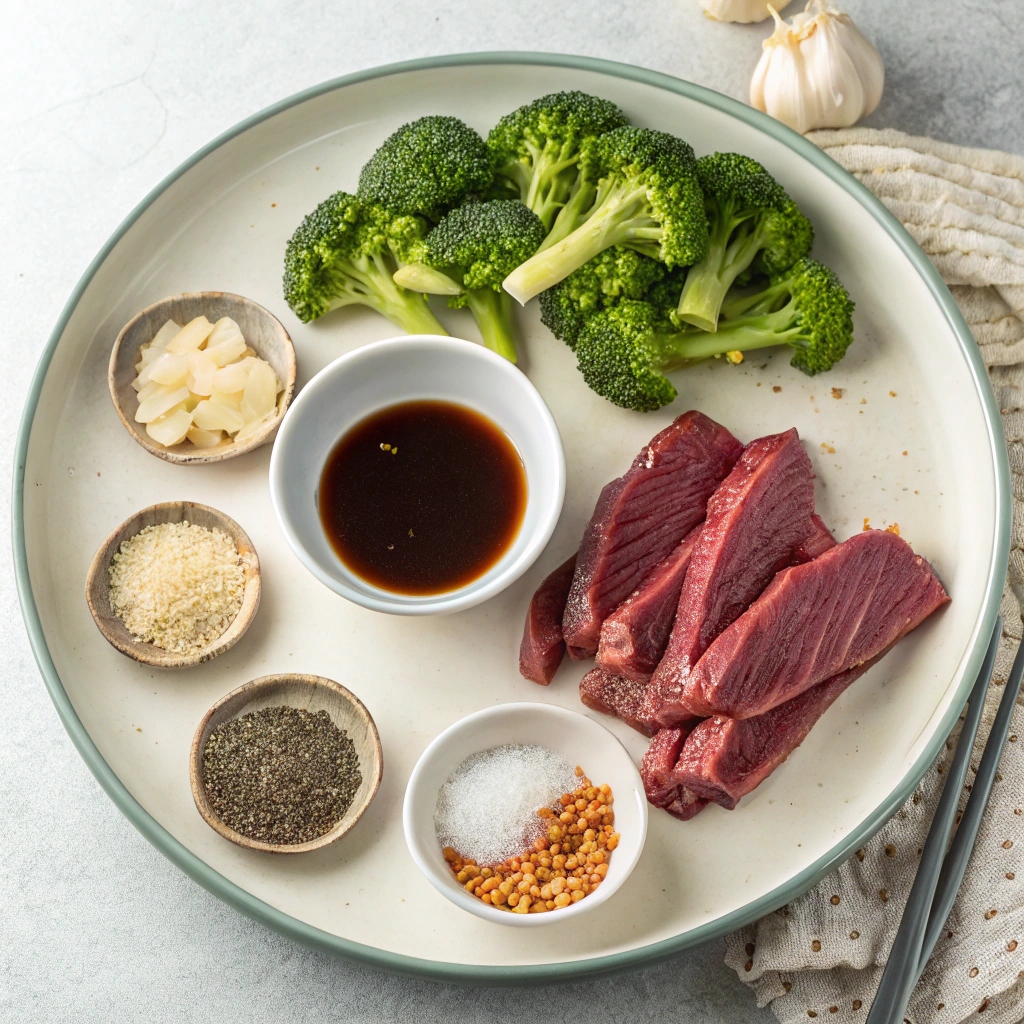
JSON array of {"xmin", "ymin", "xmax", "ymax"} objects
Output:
[{"xmin": 15, "ymin": 54, "xmax": 1009, "ymax": 982}]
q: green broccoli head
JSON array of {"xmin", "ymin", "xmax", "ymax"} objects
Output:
[
  {"xmin": 677, "ymin": 152, "xmax": 812, "ymax": 332},
  {"xmin": 282, "ymin": 190, "xmax": 446, "ymax": 335},
  {"xmin": 695, "ymin": 152, "xmax": 788, "ymax": 220},
  {"xmin": 503, "ymin": 127, "xmax": 708, "ymax": 304},
  {"xmin": 754, "ymin": 199, "xmax": 815, "ymax": 277},
  {"xmin": 357, "ymin": 116, "xmax": 492, "ymax": 221},
  {"xmin": 283, "ymin": 191, "xmax": 371, "ymax": 322},
  {"xmin": 779, "ymin": 258, "xmax": 855, "ymax": 374},
  {"xmin": 424, "ymin": 199, "xmax": 545, "ymax": 296},
  {"xmin": 575, "ymin": 300, "xmax": 681, "ymax": 412},
  {"xmin": 486, "ymin": 91, "xmax": 628, "ymax": 230},
  {"xmin": 539, "ymin": 246, "xmax": 666, "ymax": 349}
]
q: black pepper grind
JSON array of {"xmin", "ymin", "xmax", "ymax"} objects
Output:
[{"xmin": 202, "ymin": 706, "xmax": 361, "ymax": 844}]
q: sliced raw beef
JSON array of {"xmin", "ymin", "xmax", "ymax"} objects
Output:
[
  {"xmin": 793, "ymin": 513, "xmax": 836, "ymax": 563},
  {"xmin": 596, "ymin": 524, "xmax": 703, "ymax": 681},
  {"xmin": 640, "ymin": 726, "xmax": 707, "ymax": 820},
  {"xmin": 579, "ymin": 668, "xmax": 659, "ymax": 737},
  {"xmin": 651, "ymin": 429, "xmax": 815, "ymax": 726},
  {"xmin": 673, "ymin": 659, "xmax": 873, "ymax": 810},
  {"xmin": 682, "ymin": 529, "xmax": 949, "ymax": 719},
  {"xmin": 562, "ymin": 411, "xmax": 742, "ymax": 658},
  {"xmin": 519, "ymin": 553, "xmax": 577, "ymax": 685}
]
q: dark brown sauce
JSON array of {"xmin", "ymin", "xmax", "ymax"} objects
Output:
[{"xmin": 318, "ymin": 400, "xmax": 527, "ymax": 596}]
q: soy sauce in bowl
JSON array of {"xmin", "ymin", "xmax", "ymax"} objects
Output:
[{"xmin": 318, "ymin": 401, "xmax": 527, "ymax": 596}]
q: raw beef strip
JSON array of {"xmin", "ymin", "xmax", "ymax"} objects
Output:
[
  {"xmin": 562, "ymin": 411, "xmax": 742, "ymax": 659},
  {"xmin": 640, "ymin": 727, "xmax": 707, "ymax": 820},
  {"xmin": 682, "ymin": 530, "xmax": 949, "ymax": 719},
  {"xmin": 579, "ymin": 668, "xmax": 660, "ymax": 737},
  {"xmin": 596, "ymin": 524, "xmax": 703, "ymax": 681},
  {"xmin": 673, "ymin": 659, "xmax": 874, "ymax": 810},
  {"xmin": 793, "ymin": 513, "xmax": 836, "ymax": 563},
  {"xmin": 519, "ymin": 553, "xmax": 577, "ymax": 685},
  {"xmin": 651, "ymin": 429, "xmax": 815, "ymax": 726}
]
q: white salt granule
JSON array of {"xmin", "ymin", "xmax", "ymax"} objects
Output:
[{"xmin": 434, "ymin": 744, "xmax": 578, "ymax": 865}]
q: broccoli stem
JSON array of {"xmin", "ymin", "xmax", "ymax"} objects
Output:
[
  {"xmin": 504, "ymin": 178, "xmax": 652, "ymax": 304},
  {"xmin": 676, "ymin": 214, "xmax": 764, "ymax": 332},
  {"xmin": 661, "ymin": 301, "xmax": 797, "ymax": 364},
  {"xmin": 464, "ymin": 288, "xmax": 518, "ymax": 363},
  {"xmin": 385, "ymin": 293, "xmax": 451, "ymax": 336},
  {"xmin": 524, "ymin": 144, "xmax": 580, "ymax": 230},
  {"xmin": 537, "ymin": 168, "xmax": 597, "ymax": 250},
  {"xmin": 337, "ymin": 252, "xmax": 449, "ymax": 335}
]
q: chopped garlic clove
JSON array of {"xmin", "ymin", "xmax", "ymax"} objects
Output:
[
  {"xmin": 136, "ymin": 319, "xmax": 183, "ymax": 373},
  {"xmin": 241, "ymin": 359, "xmax": 278, "ymax": 422},
  {"xmin": 186, "ymin": 426, "xmax": 225, "ymax": 448},
  {"xmin": 145, "ymin": 407, "xmax": 193, "ymax": 446},
  {"xmin": 136, "ymin": 385, "xmax": 191, "ymax": 424},
  {"xmin": 166, "ymin": 316, "xmax": 215, "ymax": 354},
  {"xmin": 210, "ymin": 388, "xmax": 244, "ymax": 411},
  {"xmin": 186, "ymin": 349, "xmax": 219, "ymax": 396},
  {"xmin": 212, "ymin": 358, "xmax": 254, "ymax": 394},
  {"xmin": 206, "ymin": 335, "xmax": 248, "ymax": 367},
  {"xmin": 192, "ymin": 399, "xmax": 245, "ymax": 433},
  {"xmin": 148, "ymin": 352, "xmax": 188, "ymax": 387},
  {"xmin": 135, "ymin": 378, "xmax": 164, "ymax": 404},
  {"xmin": 206, "ymin": 317, "xmax": 244, "ymax": 349},
  {"xmin": 233, "ymin": 410, "xmax": 277, "ymax": 445}
]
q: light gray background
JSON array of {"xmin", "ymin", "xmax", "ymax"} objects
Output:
[{"xmin": 4, "ymin": 2, "xmax": 1021, "ymax": 1020}]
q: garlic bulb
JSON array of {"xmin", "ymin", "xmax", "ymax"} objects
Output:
[
  {"xmin": 750, "ymin": 1, "xmax": 884, "ymax": 134},
  {"xmin": 701, "ymin": 0, "xmax": 792, "ymax": 23}
]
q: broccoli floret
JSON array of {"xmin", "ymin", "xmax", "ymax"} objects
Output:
[
  {"xmin": 357, "ymin": 116, "xmax": 492, "ymax": 221},
  {"xmin": 283, "ymin": 190, "xmax": 448, "ymax": 335},
  {"xmin": 539, "ymin": 246, "xmax": 666, "ymax": 349},
  {"xmin": 713, "ymin": 257, "xmax": 854, "ymax": 375},
  {"xmin": 393, "ymin": 199, "xmax": 544, "ymax": 362},
  {"xmin": 676, "ymin": 153, "xmax": 813, "ymax": 332},
  {"xmin": 502, "ymin": 127, "xmax": 708, "ymax": 305},
  {"xmin": 487, "ymin": 91, "xmax": 628, "ymax": 233},
  {"xmin": 575, "ymin": 258, "xmax": 853, "ymax": 411}
]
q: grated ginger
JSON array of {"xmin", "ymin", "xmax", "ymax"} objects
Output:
[{"xmin": 108, "ymin": 521, "xmax": 244, "ymax": 655}]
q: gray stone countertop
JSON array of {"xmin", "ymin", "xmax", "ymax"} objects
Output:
[{"xmin": 2, "ymin": 2, "xmax": 1020, "ymax": 1020}]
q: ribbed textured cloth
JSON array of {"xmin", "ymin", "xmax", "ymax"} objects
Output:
[{"xmin": 724, "ymin": 128, "xmax": 1024, "ymax": 1024}]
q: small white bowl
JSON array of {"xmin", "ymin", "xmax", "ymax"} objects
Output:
[
  {"xmin": 403, "ymin": 702, "xmax": 648, "ymax": 927},
  {"xmin": 269, "ymin": 336, "xmax": 565, "ymax": 615}
]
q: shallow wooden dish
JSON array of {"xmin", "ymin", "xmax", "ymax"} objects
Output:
[
  {"xmin": 85, "ymin": 501, "xmax": 261, "ymax": 669},
  {"xmin": 108, "ymin": 291, "xmax": 297, "ymax": 465},
  {"xmin": 189, "ymin": 674, "xmax": 383, "ymax": 854}
]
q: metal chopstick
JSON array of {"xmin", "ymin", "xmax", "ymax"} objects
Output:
[
  {"xmin": 916, "ymin": 624, "xmax": 1024, "ymax": 978},
  {"xmin": 865, "ymin": 617, "xmax": 1002, "ymax": 1024}
]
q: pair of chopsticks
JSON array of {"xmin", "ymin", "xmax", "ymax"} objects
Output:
[{"xmin": 866, "ymin": 617, "xmax": 1024, "ymax": 1024}]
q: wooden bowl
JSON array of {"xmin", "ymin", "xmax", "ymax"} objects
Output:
[
  {"xmin": 85, "ymin": 501, "xmax": 261, "ymax": 669},
  {"xmin": 189, "ymin": 674, "xmax": 383, "ymax": 854},
  {"xmin": 108, "ymin": 291, "xmax": 297, "ymax": 465}
]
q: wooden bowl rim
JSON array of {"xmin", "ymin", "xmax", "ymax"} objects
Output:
[
  {"xmin": 84, "ymin": 500, "xmax": 262, "ymax": 669},
  {"xmin": 107, "ymin": 291, "xmax": 297, "ymax": 465},
  {"xmin": 188, "ymin": 673, "xmax": 384, "ymax": 854}
]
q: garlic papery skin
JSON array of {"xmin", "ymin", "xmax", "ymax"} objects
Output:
[
  {"xmin": 750, "ymin": 1, "xmax": 884, "ymax": 134},
  {"xmin": 701, "ymin": 0, "xmax": 792, "ymax": 24}
]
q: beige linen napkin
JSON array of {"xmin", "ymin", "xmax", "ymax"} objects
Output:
[{"xmin": 724, "ymin": 128, "xmax": 1024, "ymax": 1024}]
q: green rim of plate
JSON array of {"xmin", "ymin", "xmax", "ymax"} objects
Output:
[{"xmin": 13, "ymin": 52, "xmax": 1011, "ymax": 985}]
